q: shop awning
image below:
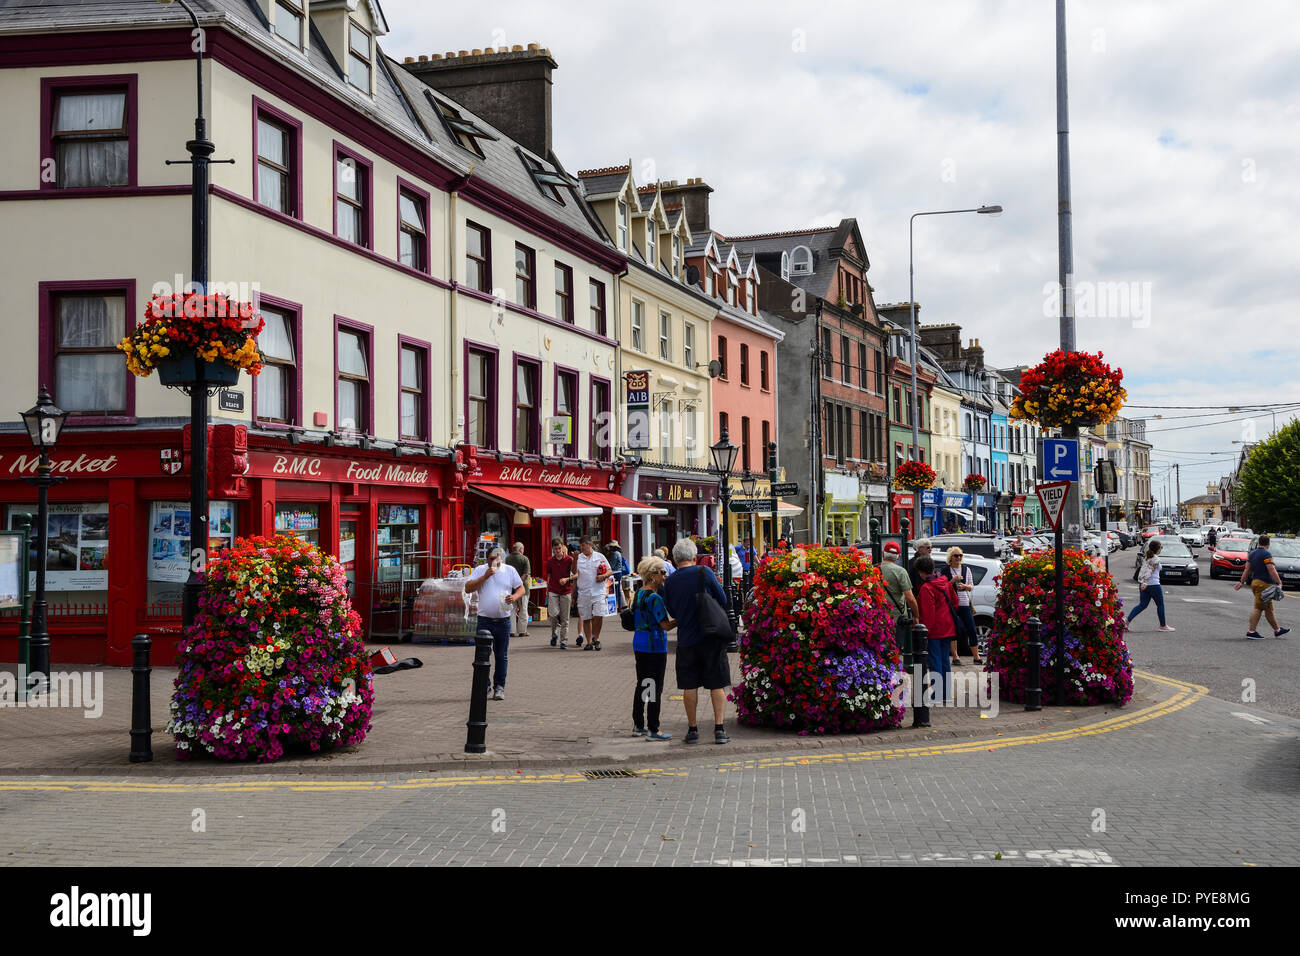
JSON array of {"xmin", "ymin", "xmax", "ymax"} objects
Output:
[
  {"xmin": 468, "ymin": 483, "xmax": 602, "ymax": 518},
  {"xmin": 778, "ymin": 501, "xmax": 803, "ymax": 515},
  {"xmin": 558, "ymin": 489, "xmax": 669, "ymax": 516},
  {"xmin": 943, "ymin": 507, "xmax": 986, "ymax": 523}
]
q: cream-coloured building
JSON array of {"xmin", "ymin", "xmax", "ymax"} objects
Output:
[
  {"xmin": 578, "ymin": 167, "xmax": 719, "ymax": 556},
  {"xmin": 0, "ymin": 0, "xmax": 631, "ymax": 660}
]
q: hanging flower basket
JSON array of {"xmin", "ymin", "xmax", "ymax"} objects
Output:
[
  {"xmin": 1009, "ymin": 349, "xmax": 1126, "ymax": 428},
  {"xmin": 118, "ymin": 292, "xmax": 265, "ymax": 383},
  {"xmin": 893, "ymin": 460, "xmax": 936, "ymax": 491},
  {"xmin": 963, "ymin": 473, "xmax": 987, "ymax": 493},
  {"xmin": 157, "ymin": 350, "xmax": 241, "ymax": 387}
]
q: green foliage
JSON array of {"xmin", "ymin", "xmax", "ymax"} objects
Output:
[{"xmin": 1234, "ymin": 419, "xmax": 1300, "ymax": 534}]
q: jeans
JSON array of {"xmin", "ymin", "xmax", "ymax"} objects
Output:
[
  {"xmin": 476, "ymin": 615, "xmax": 510, "ymax": 689},
  {"xmin": 1127, "ymin": 584, "xmax": 1167, "ymax": 627},
  {"xmin": 927, "ymin": 638, "xmax": 952, "ymax": 702},
  {"xmin": 633, "ymin": 651, "xmax": 667, "ymax": 732},
  {"xmin": 548, "ymin": 592, "xmax": 571, "ymax": 643}
]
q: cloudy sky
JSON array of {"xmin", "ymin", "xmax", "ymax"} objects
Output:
[{"xmin": 381, "ymin": 0, "xmax": 1300, "ymax": 508}]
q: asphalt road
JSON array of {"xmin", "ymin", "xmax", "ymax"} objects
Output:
[{"xmin": 1111, "ymin": 545, "xmax": 1298, "ymax": 718}]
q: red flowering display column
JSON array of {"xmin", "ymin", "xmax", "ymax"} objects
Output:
[
  {"xmin": 168, "ymin": 534, "xmax": 373, "ymax": 761},
  {"xmin": 732, "ymin": 547, "xmax": 904, "ymax": 734},
  {"xmin": 988, "ymin": 550, "xmax": 1133, "ymax": 705}
]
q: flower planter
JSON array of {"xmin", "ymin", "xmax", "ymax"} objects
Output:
[{"xmin": 157, "ymin": 351, "xmax": 241, "ymax": 388}]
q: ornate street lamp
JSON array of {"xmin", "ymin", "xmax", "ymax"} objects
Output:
[
  {"xmin": 740, "ymin": 469, "xmax": 757, "ymax": 498},
  {"xmin": 709, "ymin": 430, "xmax": 739, "ymax": 639},
  {"xmin": 19, "ymin": 386, "xmax": 69, "ymax": 693}
]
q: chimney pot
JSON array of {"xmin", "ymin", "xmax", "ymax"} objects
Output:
[
  {"xmin": 418, "ymin": 54, "xmax": 429, "ymax": 61},
  {"xmin": 512, "ymin": 44, "xmax": 523, "ymax": 51},
  {"xmin": 429, "ymin": 53, "xmax": 440, "ymax": 59},
  {"xmin": 458, "ymin": 50, "xmax": 469, "ymax": 57},
  {"xmin": 527, "ymin": 42, "xmax": 539, "ymax": 51},
  {"xmin": 472, "ymin": 48, "xmax": 483, "ymax": 56},
  {"xmin": 498, "ymin": 46, "xmax": 509, "ymax": 53},
  {"xmin": 404, "ymin": 56, "xmax": 414, "ymax": 63}
]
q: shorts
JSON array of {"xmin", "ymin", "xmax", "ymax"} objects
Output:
[
  {"xmin": 1251, "ymin": 579, "xmax": 1273, "ymax": 611},
  {"xmin": 576, "ymin": 591, "xmax": 607, "ymax": 621},
  {"xmin": 675, "ymin": 639, "xmax": 732, "ymax": 691}
]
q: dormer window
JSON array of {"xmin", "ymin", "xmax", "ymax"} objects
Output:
[
  {"xmin": 518, "ymin": 147, "xmax": 571, "ymax": 205},
  {"xmin": 791, "ymin": 245, "xmax": 813, "ymax": 275},
  {"xmin": 780, "ymin": 251, "xmax": 791, "ymax": 280},
  {"xmin": 646, "ymin": 220, "xmax": 657, "ymax": 265},
  {"xmin": 748, "ymin": 279, "xmax": 756, "ymax": 315},
  {"xmin": 671, "ymin": 235, "xmax": 682, "ymax": 278},
  {"xmin": 706, "ymin": 267, "xmax": 715, "ymax": 297},
  {"xmin": 272, "ymin": 0, "xmax": 305, "ymax": 47},
  {"xmin": 347, "ymin": 20, "xmax": 372, "ymax": 93},
  {"xmin": 727, "ymin": 273, "xmax": 737, "ymax": 306},
  {"xmin": 616, "ymin": 200, "xmax": 629, "ymax": 251},
  {"xmin": 427, "ymin": 92, "xmax": 497, "ymax": 158}
]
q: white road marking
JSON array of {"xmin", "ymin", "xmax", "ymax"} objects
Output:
[
  {"xmin": 1231, "ymin": 712, "xmax": 1271, "ymax": 726},
  {"xmin": 1181, "ymin": 598, "xmax": 1232, "ymax": 604},
  {"xmin": 707, "ymin": 849, "xmax": 1116, "ymax": 866}
]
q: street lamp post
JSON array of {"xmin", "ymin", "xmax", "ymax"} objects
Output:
[
  {"xmin": 19, "ymin": 387, "xmax": 69, "ymax": 694},
  {"xmin": 740, "ymin": 468, "xmax": 757, "ymax": 596},
  {"xmin": 710, "ymin": 429, "xmax": 739, "ymax": 637},
  {"xmin": 767, "ymin": 442, "xmax": 779, "ymax": 552},
  {"xmin": 909, "ymin": 205, "xmax": 1002, "ymax": 533},
  {"xmin": 158, "ymin": 0, "xmax": 232, "ymax": 628}
]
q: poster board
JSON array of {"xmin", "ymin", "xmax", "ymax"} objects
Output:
[
  {"xmin": 7, "ymin": 503, "xmax": 108, "ymax": 592},
  {"xmin": 148, "ymin": 501, "xmax": 237, "ymax": 583},
  {"xmin": 0, "ymin": 531, "xmax": 27, "ymax": 610}
]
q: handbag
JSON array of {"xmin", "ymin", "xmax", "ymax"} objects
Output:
[
  {"xmin": 694, "ymin": 566, "xmax": 735, "ymax": 643},
  {"xmin": 620, "ymin": 588, "xmax": 642, "ymax": 631}
]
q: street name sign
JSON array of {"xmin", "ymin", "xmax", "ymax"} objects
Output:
[
  {"xmin": 1035, "ymin": 481, "xmax": 1072, "ymax": 530},
  {"xmin": 770, "ymin": 482, "xmax": 799, "ymax": 497},
  {"xmin": 1042, "ymin": 439, "xmax": 1079, "ymax": 480}
]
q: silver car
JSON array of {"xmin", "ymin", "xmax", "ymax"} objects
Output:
[{"xmin": 1179, "ymin": 528, "xmax": 1204, "ymax": 549}]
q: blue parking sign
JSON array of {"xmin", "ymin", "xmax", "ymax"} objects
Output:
[{"xmin": 1042, "ymin": 439, "xmax": 1079, "ymax": 481}]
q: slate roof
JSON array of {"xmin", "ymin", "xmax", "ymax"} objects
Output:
[
  {"xmin": 578, "ymin": 172, "xmax": 630, "ymax": 199},
  {"xmin": 0, "ymin": 0, "xmax": 613, "ymax": 252}
]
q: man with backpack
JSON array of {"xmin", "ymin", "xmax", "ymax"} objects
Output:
[{"xmin": 663, "ymin": 537, "xmax": 732, "ymax": 744}]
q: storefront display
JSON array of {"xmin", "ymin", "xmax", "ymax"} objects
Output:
[
  {"xmin": 147, "ymin": 500, "xmax": 238, "ymax": 604},
  {"xmin": 274, "ymin": 503, "xmax": 320, "ymax": 545},
  {"xmin": 376, "ymin": 504, "xmax": 423, "ymax": 582},
  {"xmin": 7, "ymin": 502, "xmax": 109, "ymax": 596},
  {"xmin": 0, "ymin": 532, "xmax": 24, "ymax": 609}
]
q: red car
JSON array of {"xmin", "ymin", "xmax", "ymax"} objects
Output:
[
  {"xmin": 1140, "ymin": 526, "xmax": 1163, "ymax": 541},
  {"xmin": 1209, "ymin": 536, "xmax": 1254, "ymax": 580}
]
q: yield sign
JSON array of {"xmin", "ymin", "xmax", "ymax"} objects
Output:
[{"xmin": 1035, "ymin": 481, "xmax": 1071, "ymax": 531}]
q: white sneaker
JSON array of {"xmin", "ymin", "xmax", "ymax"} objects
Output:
[
  {"xmin": 1158, "ymin": 625, "xmax": 1176, "ymax": 631},
  {"xmin": 492, "ymin": 687, "xmax": 505, "ymax": 701}
]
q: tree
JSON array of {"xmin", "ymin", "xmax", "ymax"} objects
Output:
[{"xmin": 1233, "ymin": 419, "xmax": 1300, "ymax": 533}]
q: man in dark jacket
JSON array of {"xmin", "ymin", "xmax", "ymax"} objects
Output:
[{"xmin": 662, "ymin": 537, "xmax": 731, "ymax": 745}]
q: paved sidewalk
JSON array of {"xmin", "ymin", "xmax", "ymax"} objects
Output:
[{"xmin": 0, "ymin": 623, "xmax": 1157, "ymax": 775}]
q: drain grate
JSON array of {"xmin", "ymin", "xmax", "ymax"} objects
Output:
[{"xmin": 583, "ymin": 769, "xmax": 638, "ymax": 780}]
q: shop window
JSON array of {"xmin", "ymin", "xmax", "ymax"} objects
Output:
[
  {"xmin": 253, "ymin": 98, "xmax": 301, "ymax": 217},
  {"xmin": 335, "ymin": 320, "xmax": 372, "ymax": 434},
  {"xmin": 334, "ymin": 146, "xmax": 372, "ymax": 248},
  {"xmin": 466, "ymin": 346, "xmax": 496, "ymax": 448},
  {"xmin": 399, "ymin": 339, "xmax": 429, "ymax": 441},
  {"xmin": 398, "ymin": 184, "xmax": 429, "ymax": 272},
  {"xmin": 555, "ymin": 368, "xmax": 578, "ymax": 458},
  {"xmin": 274, "ymin": 502, "xmax": 319, "ymax": 545},
  {"xmin": 7, "ymin": 503, "xmax": 109, "ymax": 611},
  {"xmin": 376, "ymin": 504, "xmax": 422, "ymax": 582},
  {"xmin": 145, "ymin": 500, "xmax": 237, "ymax": 607},
  {"xmin": 253, "ymin": 300, "xmax": 300, "ymax": 425},
  {"xmin": 514, "ymin": 357, "xmax": 540, "ymax": 454},
  {"xmin": 44, "ymin": 76, "xmax": 135, "ymax": 189},
  {"xmin": 48, "ymin": 289, "xmax": 128, "ymax": 416}
]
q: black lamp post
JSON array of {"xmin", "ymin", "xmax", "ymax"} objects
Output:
[
  {"xmin": 19, "ymin": 386, "xmax": 69, "ymax": 693},
  {"xmin": 767, "ymin": 442, "xmax": 779, "ymax": 550},
  {"xmin": 709, "ymin": 429, "xmax": 739, "ymax": 635},
  {"xmin": 159, "ymin": 0, "xmax": 230, "ymax": 628}
]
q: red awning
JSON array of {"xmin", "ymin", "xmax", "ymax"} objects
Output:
[
  {"xmin": 468, "ymin": 483, "xmax": 602, "ymax": 518},
  {"xmin": 559, "ymin": 489, "xmax": 669, "ymax": 516}
]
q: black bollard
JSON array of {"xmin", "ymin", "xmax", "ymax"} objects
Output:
[
  {"xmin": 1025, "ymin": 616, "xmax": 1043, "ymax": 712},
  {"xmin": 464, "ymin": 631, "xmax": 493, "ymax": 754},
  {"xmin": 129, "ymin": 634, "xmax": 153, "ymax": 763},
  {"xmin": 910, "ymin": 620, "xmax": 930, "ymax": 728}
]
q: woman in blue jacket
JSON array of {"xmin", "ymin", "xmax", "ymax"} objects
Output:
[{"xmin": 631, "ymin": 554, "xmax": 676, "ymax": 740}]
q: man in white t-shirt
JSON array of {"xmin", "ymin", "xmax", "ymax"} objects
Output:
[
  {"xmin": 573, "ymin": 536, "xmax": 612, "ymax": 650},
  {"xmin": 463, "ymin": 546, "xmax": 526, "ymax": 699}
]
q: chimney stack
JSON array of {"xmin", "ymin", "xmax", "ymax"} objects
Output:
[
  {"xmin": 657, "ymin": 178, "xmax": 714, "ymax": 235},
  {"xmin": 401, "ymin": 45, "xmax": 559, "ymax": 158}
]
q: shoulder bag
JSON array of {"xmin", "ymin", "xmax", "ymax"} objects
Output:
[{"xmin": 695, "ymin": 566, "xmax": 735, "ymax": 643}]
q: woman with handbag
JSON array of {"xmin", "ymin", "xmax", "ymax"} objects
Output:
[
  {"xmin": 941, "ymin": 547, "xmax": 984, "ymax": 666},
  {"xmin": 630, "ymin": 555, "xmax": 676, "ymax": 740}
]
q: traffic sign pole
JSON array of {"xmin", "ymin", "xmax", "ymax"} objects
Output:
[{"xmin": 1055, "ymin": 516, "xmax": 1065, "ymax": 706}]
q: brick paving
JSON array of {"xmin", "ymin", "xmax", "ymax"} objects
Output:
[{"xmin": 0, "ymin": 622, "xmax": 1125, "ymax": 774}]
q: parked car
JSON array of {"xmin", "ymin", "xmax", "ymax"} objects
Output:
[
  {"xmin": 928, "ymin": 534, "xmax": 1006, "ymax": 562},
  {"xmin": 1209, "ymin": 536, "xmax": 1253, "ymax": 580},
  {"xmin": 1113, "ymin": 529, "xmax": 1134, "ymax": 549},
  {"xmin": 1179, "ymin": 528, "xmax": 1204, "ymax": 549},
  {"xmin": 1104, "ymin": 531, "xmax": 1121, "ymax": 553},
  {"xmin": 960, "ymin": 555, "xmax": 1002, "ymax": 658},
  {"xmin": 1250, "ymin": 536, "xmax": 1300, "ymax": 590},
  {"xmin": 1140, "ymin": 526, "xmax": 1163, "ymax": 541},
  {"xmin": 1151, "ymin": 536, "xmax": 1199, "ymax": 585}
]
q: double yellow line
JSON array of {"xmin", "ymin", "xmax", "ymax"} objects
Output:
[{"xmin": 0, "ymin": 671, "xmax": 1204, "ymax": 795}]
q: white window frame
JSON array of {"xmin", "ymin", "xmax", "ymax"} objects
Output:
[
  {"xmin": 631, "ymin": 299, "xmax": 645, "ymax": 352},
  {"xmin": 616, "ymin": 200, "xmax": 628, "ymax": 251},
  {"xmin": 683, "ymin": 322, "xmax": 695, "ymax": 369},
  {"xmin": 658, "ymin": 310, "xmax": 671, "ymax": 361},
  {"xmin": 646, "ymin": 219, "xmax": 657, "ymax": 265}
]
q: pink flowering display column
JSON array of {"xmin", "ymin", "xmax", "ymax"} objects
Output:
[
  {"xmin": 168, "ymin": 534, "xmax": 374, "ymax": 761},
  {"xmin": 732, "ymin": 547, "xmax": 905, "ymax": 734}
]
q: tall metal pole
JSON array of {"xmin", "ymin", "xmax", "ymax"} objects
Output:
[
  {"xmin": 29, "ymin": 450, "xmax": 52, "ymax": 693},
  {"xmin": 1056, "ymin": 0, "xmax": 1084, "ymax": 551},
  {"xmin": 175, "ymin": 0, "xmax": 213, "ymax": 629},
  {"xmin": 1175, "ymin": 463, "xmax": 1181, "ymax": 523},
  {"xmin": 768, "ymin": 441, "xmax": 778, "ymax": 551}
]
